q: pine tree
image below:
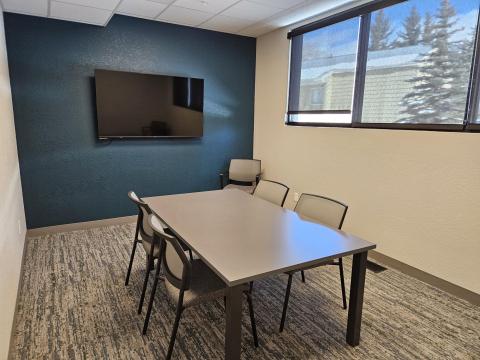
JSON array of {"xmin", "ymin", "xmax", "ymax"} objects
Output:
[
  {"xmin": 396, "ymin": 6, "xmax": 421, "ymax": 47},
  {"xmin": 422, "ymin": 12, "xmax": 434, "ymax": 44},
  {"xmin": 451, "ymin": 29, "xmax": 476, "ymax": 118},
  {"xmin": 369, "ymin": 9, "xmax": 393, "ymax": 50},
  {"xmin": 400, "ymin": 0, "xmax": 464, "ymax": 123}
]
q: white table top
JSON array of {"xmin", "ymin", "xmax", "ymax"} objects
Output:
[{"xmin": 144, "ymin": 189, "xmax": 376, "ymax": 286}]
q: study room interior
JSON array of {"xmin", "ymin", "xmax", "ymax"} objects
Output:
[{"xmin": 0, "ymin": 0, "xmax": 479, "ymax": 359}]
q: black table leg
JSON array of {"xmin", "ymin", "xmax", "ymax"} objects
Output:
[
  {"xmin": 225, "ymin": 284, "xmax": 243, "ymax": 360},
  {"xmin": 346, "ymin": 251, "xmax": 368, "ymax": 346}
]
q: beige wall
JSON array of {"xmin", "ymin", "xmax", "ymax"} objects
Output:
[
  {"xmin": 0, "ymin": 8, "xmax": 26, "ymax": 359},
  {"xmin": 254, "ymin": 28, "xmax": 480, "ymax": 294}
]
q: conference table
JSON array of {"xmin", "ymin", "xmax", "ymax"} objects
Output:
[{"xmin": 144, "ymin": 189, "xmax": 376, "ymax": 360}]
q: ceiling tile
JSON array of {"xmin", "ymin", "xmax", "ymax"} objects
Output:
[
  {"xmin": 222, "ymin": 0, "xmax": 282, "ymax": 21},
  {"xmin": 117, "ymin": 0, "xmax": 168, "ymax": 19},
  {"xmin": 50, "ymin": 1, "xmax": 112, "ymax": 25},
  {"xmin": 237, "ymin": 22, "xmax": 276, "ymax": 36},
  {"xmin": 57, "ymin": 0, "xmax": 121, "ymax": 11},
  {"xmin": 173, "ymin": 0, "xmax": 237, "ymax": 14},
  {"xmin": 249, "ymin": 0, "xmax": 305, "ymax": 10},
  {"xmin": 199, "ymin": 14, "xmax": 255, "ymax": 34},
  {"xmin": 1, "ymin": 0, "xmax": 48, "ymax": 17},
  {"xmin": 157, "ymin": 6, "xmax": 213, "ymax": 26}
]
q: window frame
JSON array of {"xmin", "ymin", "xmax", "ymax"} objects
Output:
[
  {"xmin": 465, "ymin": 7, "xmax": 480, "ymax": 131},
  {"xmin": 286, "ymin": 0, "xmax": 480, "ymax": 132}
]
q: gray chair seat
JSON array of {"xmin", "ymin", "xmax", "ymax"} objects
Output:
[
  {"xmin": 224, "ymin": 183, "xmax": 256, "ymax": 194},
  {"xmin": 165, "ymin": 259, "xmax": 248, "ymax": 308}
]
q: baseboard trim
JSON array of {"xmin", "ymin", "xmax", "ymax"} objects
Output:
[
  {"xmin": 369, "ymin": 250, "xmax": 479, "ymax": 306},
  {"xmin": 7, "ymin": 232, "xmax": 27, "ymax": 360},
  {"xmin": 26, "ymin": 215, "xmax": 137, "ymax": 237}
]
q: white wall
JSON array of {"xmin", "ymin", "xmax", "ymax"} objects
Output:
[
  {"xmin": 0, "ymin": 8, "xmax": 26, "ymax": 359},
  {"xmin": 254, "ymin": 27, "xmax": 480, "ymax": 294}
]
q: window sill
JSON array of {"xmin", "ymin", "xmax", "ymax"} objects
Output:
[
  {"xmin": 466, "ymin": 123, "xmax": 480, "ymax": 131},
  {"xmin": 285, "ymin": 122, "xmax": 478, "ymax": 132}
]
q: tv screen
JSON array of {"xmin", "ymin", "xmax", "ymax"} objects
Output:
[{"xmin": 95, "ymin": 69, "xmax": 204, "ymax": 138}]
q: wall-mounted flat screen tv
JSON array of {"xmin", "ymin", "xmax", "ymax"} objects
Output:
[{"xmin": 95, "ymin": 69, "xmax": 204, "ymax": 138}]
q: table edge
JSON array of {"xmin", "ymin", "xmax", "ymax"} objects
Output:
[
  {"xmin": 224, "ymin": 245, "xmax": 376, "ymax": 286},
  {"xmin": 143, "ymin": 193, "xmax": 376, "ymax": 287}
]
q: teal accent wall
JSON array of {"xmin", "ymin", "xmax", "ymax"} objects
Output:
[{"xmin": 5, "ymin": 13, "xmax": 256, "ymax": 228}]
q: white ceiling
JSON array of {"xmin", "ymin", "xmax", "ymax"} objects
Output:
[{"xmin": 0, "ymin": 0, "xmax": 358, "ymax": 37}]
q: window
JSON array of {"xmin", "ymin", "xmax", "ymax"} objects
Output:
[
  {"xmin": 362, "ymin": 0, "xmax": 479, "ymax": 126},
  {"xmin": 477, "ymin": 101, "xmax": 480, "ymax": 123},
  {"xmin": 286, "ymin": 0, "xmax": 480, "ymax": 131},
  {"xmin": 288, "ymin": 18, "xmax": 359, "ymax": 124}
]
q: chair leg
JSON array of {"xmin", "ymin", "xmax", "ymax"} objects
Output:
[
  {"xmin": 143, "ymin": 258, "xmax": 162, "ymax": 335},
  {"xmin": 125, "ymin": 240, "xmax": 138, "ymax": 286},
  {"xmin": 301, "ymin": 270, "xmax": 305, "ymax": 283},
  {"xmin": 166, "ymin": 296, "xmax": 184, "ymax": 360},
  {"xmin": 279, "ymin": 274, "xmax": 293, "ymax": 333},
  {"xmin": 146, "ymin": 255, "xmax": 155, "ymax": 271},
  {"xmin": 339, "ymin": 258, "xmax": 347, "ymax": 310},
  {"xmin": 246, "ymin": 293, "xmax": 259, "ymax": 347},
  {"xmin": 126, "ymin": 219, "xmax": 141, "ymax": 286},
  {"xmin": 138, "ymin": 251, "xmax": 155, "ymax": 314}
]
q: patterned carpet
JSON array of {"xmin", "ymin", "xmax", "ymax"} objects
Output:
[{"xmin": 10, "ymin": 223, "xmax": 480, "ymax": 359}]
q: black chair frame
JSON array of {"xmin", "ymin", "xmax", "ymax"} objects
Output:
[
  {"xmin": 125, "ymin": 191, "xmax": 192, "ymax": 316},
  {"xmin": 279, "ymin": 193, "xmax": 348, "ymax": 332},
  {"xmin": 125, "ymin": 191, "xmax": 159, "ymax": 316},
  {"xmin": 143, "ymin": 217, "xmax": 259, "ymax": 359}
]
